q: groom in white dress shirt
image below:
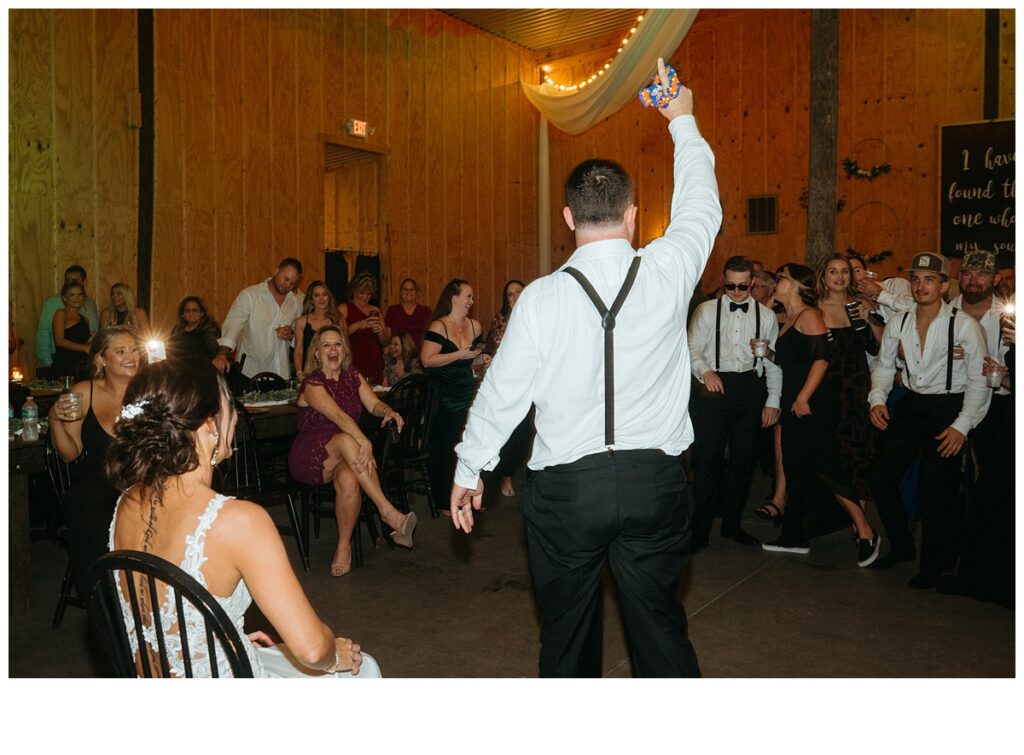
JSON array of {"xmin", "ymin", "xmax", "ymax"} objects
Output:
[{"xmin": 446, "ymin": 59, "xmax": 721, "ymax": 677}]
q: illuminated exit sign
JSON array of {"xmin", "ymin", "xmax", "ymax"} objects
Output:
[{"xmin": 345, "ymin": 119, "xmax": 368, "ymax": 138}]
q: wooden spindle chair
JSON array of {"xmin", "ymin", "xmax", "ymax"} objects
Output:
[{"xmin": 89, "ymin": 550, "xmax": 254, "ymax": 677}]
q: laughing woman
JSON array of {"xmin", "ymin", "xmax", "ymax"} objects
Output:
[
  {"xmin": 287, "ymin": 325, "xmax": 416, "ymax": 576},
  {"xmin": 421, "ymin": 279, "xmax": 490, "ymax": 512},
  {"xmin": 48, "ymin": 326, "xmax": 143, "ymax": 598}
]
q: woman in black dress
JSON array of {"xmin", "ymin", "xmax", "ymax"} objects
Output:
[
  {"xmin": 48, "ymin": 325, "xmax": 143, "ymax": 598},
  {"xmin": 816, "ymin": 254, "xmax": 878, "ymax": 501},
  {"xmin": 761, "ymin": 264, "xmax": 880, "ymax": 567},
  {"xmin": 420, "ymin": 279, "xmax": 490, "ymax": 513},
  {"xmin": 51, "ymin": 281, "xmax": 92, "ymax": 380},
  {"xmin": 292, "ymin": 280, "xmax": 339, "ymax": 380},
  {"xmin": 168, "ymin": 296, "xmax": 221, "ymax": 361}
]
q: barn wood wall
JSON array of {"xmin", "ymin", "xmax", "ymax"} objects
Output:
[
  {"xmin": 9, "ymin": 9, "xmax": 538, "ymax": 377},
  {"xmin": 149, "ymin": 9, "xmax": 539, "ymax": 333},
  {"xmin": 11, "ymin": 9, "xmax": 1015, "ymax": 376},
  {"xmin": 546, "ymin": 8, "xmax": 1015, "ymax": 291},
  {"xmin": 9, "ymin": 9, "xmax": 139, "ymax": 376}
]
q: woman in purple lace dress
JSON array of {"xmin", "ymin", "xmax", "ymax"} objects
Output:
[{"xmin": 287, "ymin": 325, "xmax": 416, "ymax": 576}]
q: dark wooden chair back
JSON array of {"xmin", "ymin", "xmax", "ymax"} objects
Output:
[
  {"xmin": 380, "ymin": 374, "xmax": 440, "ymax": 516},
  {"xmin": 216, "ymin": 399, "xmax": 262, "ymax": 494},
  {"xmin": 89, "ymin": 550, "xmax": 254, "ymax": 678},
  {"xmin": 385, "ymin": 374, "xmax": 438, "ymax": 464},
  {"xmin": 250, "ymin": 372, "xmax": 288, "ymax": 392}
]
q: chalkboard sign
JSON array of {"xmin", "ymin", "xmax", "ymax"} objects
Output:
[{"xmin": 939, "ymin": 119, "xmax": 1015, "ymax": 260}]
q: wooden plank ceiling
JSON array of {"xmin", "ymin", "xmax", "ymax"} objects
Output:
[{"xmin": 441, "ymin": 8, "xmax": 644, "ymax": 58}]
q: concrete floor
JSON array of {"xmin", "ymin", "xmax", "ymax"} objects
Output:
[{"xmin": 7, "ymin": 470, "xmax": 1015, "ymax": 678}]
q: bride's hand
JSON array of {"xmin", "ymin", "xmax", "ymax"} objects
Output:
[
  {"xmin": 247, "ymin": 630, "xmax": 275, "ymax": 647},
  {"xmin": 334, "ymin": 637, "xmax": 363, "ymax": 676}
]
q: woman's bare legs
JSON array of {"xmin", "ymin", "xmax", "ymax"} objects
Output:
[
  {"xmin": 836, "ymin": 493, "xmax": 875, "ymax": 540},
  {"xmin": 771, "ymin": 424, "xmax": 786, "ymax": 510},
  {"xmin": 323, "ymin": 461, "xmax": 360, "ymax": 576},
  {"xmin": 324, "ymin": 432, "xmax": 414, "ymax": 540}
]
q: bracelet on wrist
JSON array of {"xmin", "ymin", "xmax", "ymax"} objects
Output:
[{"xmin": 324, "ymin": 648, "xmax": 342, "ymax": 674}]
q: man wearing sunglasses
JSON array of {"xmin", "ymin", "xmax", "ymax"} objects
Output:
[{"xmin": 687, "ymin": 255, "xmax": 782, "ymax": 550}]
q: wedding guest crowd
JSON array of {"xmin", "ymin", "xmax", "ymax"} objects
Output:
[{"xmin": 18, "ymin": 76, "xmax": 1014, "ymax": 681}]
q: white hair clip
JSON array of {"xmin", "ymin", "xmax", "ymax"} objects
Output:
[{"xmin": 120, "ymin": 400, "xmax": 149, "ymax": 420}]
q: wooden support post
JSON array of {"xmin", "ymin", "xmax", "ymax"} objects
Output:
[
  {"xmin": 984, "ymin": 9, "xmax": 1000, "ymax": 120},
  {"xmin": 805, "ymin": 9, "xmax": 839, "ymax": 271}
]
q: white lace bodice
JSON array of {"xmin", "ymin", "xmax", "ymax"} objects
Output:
[{"xmin": 108, "ymin": 494, "xmax": 265, "ymax": 677}]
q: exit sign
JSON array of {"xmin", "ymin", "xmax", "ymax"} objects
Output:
[{"xmin": 345, "ymin": 119, "xmax": 368, "ymax": 138}]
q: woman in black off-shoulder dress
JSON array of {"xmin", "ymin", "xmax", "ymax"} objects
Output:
[{"xmin": 762, "ymin": 264, "xmax": 881, "ymax": 567}]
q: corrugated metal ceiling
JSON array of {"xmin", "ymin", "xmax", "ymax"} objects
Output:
[{"xmin": 441, "ymin": 8, "xmax": 646, "ymax": 55}]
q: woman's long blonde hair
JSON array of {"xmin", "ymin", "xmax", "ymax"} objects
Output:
[
  {"xmin": 304, "ymin": 325, "xmax": 353, "ymax": 375},
  {"xmin": 106, "ymin": 283, "xmax": 141, "ymax": 327}
]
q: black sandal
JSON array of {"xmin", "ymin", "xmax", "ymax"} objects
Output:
[{"xmin": 755, "ymin": 501, "xmax": 785, "ymax": 525}]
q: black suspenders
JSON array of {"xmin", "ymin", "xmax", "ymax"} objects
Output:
[
  {"xmin": 561, "ymin": 256, "xmax": 643, "ymax": 446},
  {"xmin": 900, "ymin": 307, "xmax": 958, "ymax": 392},
  {"xmin": 715, "ymin": 297, "xmax": 760, "ymax": 372}
]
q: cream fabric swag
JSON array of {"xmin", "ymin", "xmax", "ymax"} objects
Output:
[{"xmin": 521, "ymin": 9, "xmax": 700, "ymax": 136}]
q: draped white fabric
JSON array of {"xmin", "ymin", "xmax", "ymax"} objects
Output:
[{"xmin": 521, "ymin": 9, "xmax": 700, "ymax": 136}]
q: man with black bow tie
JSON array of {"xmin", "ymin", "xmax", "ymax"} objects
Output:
[{"xmin": 688, "ymin": 256, "xmax": 782, "ymax": 549}]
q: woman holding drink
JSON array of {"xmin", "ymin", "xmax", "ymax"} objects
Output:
[
  {"xmin": 48, "ymin": 325, "xmax": 144, "ymax": 598},
  {"xmin": 339, "ymin": 273, "xmax": 389, "ymax": 385},
  {"xmin": 421, "ymin": 279, "xmax": 490, "ymax": 513}
]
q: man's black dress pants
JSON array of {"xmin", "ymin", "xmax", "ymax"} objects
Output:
[{"xmin": 522, "ymin": 449, "xmax": 700, "ymax": 678}]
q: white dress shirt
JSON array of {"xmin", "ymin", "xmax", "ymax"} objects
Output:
[
  {"xmin": 453, "ymin": 115, "xmax": 721, "ymax": 489},
  {"xmin": 218, "ymin": 279, "xmax": 303, "ymax": 378},
  {"xmin": 687, "ymin": 296, "xmax": 782, "ymax": 409},
  {"xmin": 868, "ymin": 300, "xmax": 991, "ymax": 436},
  {"xmin": 950, "ymin": 294, "xmax": 1011, "ymax": 396},
  {"xmin": 874, "ymin": 277, "xmax": 914, "ymax": 321}
]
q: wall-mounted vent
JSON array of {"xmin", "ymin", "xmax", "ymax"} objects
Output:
[{"xmin": 747, "ymin": 195, "xmax": 778, "ymax": 234}]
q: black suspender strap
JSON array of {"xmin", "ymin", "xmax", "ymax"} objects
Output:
[
  {"xmin": 562, "ymin": 255, "xmax": 644, "ymax": 446},
  {"xmin": 901, "ymin": 311, "xmax": 912, "ymax": 385},
  {"xmin": 716, "ymin": 299, "xmax": 760, "ymax": 371},
  {"xmin": 715, "ymin": 296, "xmax": 722, "ymax": 370},
  {"xmin": 947, "ymin": 307, "xmax": 958, "ymax": 392}
]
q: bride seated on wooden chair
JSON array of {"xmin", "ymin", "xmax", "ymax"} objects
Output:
[{"xmin": 104, "ymin": 358, "xmax": 380, "ymax": 678}]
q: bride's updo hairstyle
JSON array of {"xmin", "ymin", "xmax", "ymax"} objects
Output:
[{"xmin": 105, "ymin": 358, "xmax": 234, "ymax": 503}]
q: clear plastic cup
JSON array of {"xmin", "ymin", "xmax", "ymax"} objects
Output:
[
  {"xmin": 60, "ymin": 392, "xmax": 84, "ymax": 421},
  {"xmin": 985, "ymin": 364, "xmax": 1008, "ymax": 389},
  {"xmin": 751, "ymin": 339, "xmax": 770, "ymax": 358}
]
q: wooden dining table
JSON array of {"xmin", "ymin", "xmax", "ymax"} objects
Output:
[{"xmin": 244, "ymin": 385, "xmax": 391, "ymax": 441}]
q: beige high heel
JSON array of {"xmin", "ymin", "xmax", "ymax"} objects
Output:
[{"xmin": 390, "ymin": 512, "xmax": 417, "ymax": 548}]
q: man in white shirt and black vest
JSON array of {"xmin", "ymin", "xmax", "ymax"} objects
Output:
[
  {"xmin": 447, "ymin": 59, "xmax": 721, "ymax": 677},
  {"xmin": 867, "ymin": 252, "xmax": 990, "ymax": 589},
  {"xmin": 687, "ymin": 255, "xmax": 781, "ymax": 549}
]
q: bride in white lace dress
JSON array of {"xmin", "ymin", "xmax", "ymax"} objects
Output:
[{"xmin": 104, "ymin": 359, "xmax": 381, "ymax": 678}]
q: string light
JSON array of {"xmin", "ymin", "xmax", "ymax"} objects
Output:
[{"xmin": 542, "ymin": 13, "xmax": 646, "ymax": 94}]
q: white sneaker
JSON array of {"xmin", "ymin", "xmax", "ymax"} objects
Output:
[
  {"xmin": 762, "ymin": 538, "xmax": 810, "ymax": 555},
  {"xmin": 856, "ymin": 535, "xmax": 882, "ymax": 568}
]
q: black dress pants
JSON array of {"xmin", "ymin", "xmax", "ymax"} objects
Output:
[
  {"xmin": 959, "ymin": 392, "xmax": 1014, "ymax": 604},
  {"xmin": 690, "ymin": 372, "xmax": 766, "ymax": 537},
  {"xmin": 522, "ymin": 450, "xmax": 700, "ymax": 678},
  {"xmin": 868, "ymin": 392, "xmax": 967, "ymax": 575}
]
